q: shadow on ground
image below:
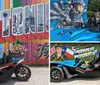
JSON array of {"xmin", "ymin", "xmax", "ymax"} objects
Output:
[
  {"xmin": 0, "ymin": 77, "xmax": 29, "ymax": 85},
  {"xmin": 51, "ymin": 76, "xmax": 100, "ymax": 84},
  {"xmin": 63, "ymin": 76, "xmax": 100, "ymax": 83}
]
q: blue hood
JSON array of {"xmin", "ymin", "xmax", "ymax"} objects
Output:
[{"xmin": 50, "ymin": 28, "xmax": 100, "ymax": 41}]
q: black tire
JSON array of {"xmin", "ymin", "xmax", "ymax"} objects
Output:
[
  {"xmin": 50, "ymin": 67, "xmax": 64, "ymax": 82},
  {"xmin": 15, "ymin": 65, "xmax": 31, "ymax": 81}
]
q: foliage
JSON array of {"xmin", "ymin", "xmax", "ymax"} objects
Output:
[{"xmin": 88, "ymin": 0, "xmax": 100, "ymax": 17}]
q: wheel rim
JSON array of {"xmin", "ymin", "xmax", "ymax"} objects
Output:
[
  {"xmin": 51, "ymin": 68, "xmax": 62, "ymax": 81},
  {"xmin": 16, "ymin": 67, "xmax": 30, "ymax": 78}
]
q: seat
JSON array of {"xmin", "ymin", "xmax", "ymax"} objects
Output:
[{"xmin": 88, "ymin": 53, "xmax": 100, "ymax": 68}]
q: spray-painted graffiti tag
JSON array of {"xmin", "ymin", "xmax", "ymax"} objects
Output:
[{"xmin": 34, "ymin": 42, "xmax": 49, "ymax": 59}]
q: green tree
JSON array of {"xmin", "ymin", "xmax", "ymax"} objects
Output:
[
  {"xmin": 88, "ymin": 0, "xmax": 100, "ymax": 12},
  {"xmin": 88, "ymin": 0, "xmax": 100, "ymax": 17}
]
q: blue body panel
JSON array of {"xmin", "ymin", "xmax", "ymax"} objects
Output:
[
  {"xmin": 51, "ymin": 60, "xmax": 87, "ymax": 69},
  {"xmin": 50, "ymin": 28, "xmax": 100, "ymax": 41}
]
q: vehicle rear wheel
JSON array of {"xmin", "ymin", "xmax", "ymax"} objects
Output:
[
  {"xmin": 15, "ymin": 65, "xmax": 31, "ymax": 81},
  {"xmin": 50, "ymin": 67, "xmax": 64, "ymax": 82}
]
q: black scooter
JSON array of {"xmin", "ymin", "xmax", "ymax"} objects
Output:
[{"xmin": 0, "ymin": 57, "xmax": 31, "ymax": 82}]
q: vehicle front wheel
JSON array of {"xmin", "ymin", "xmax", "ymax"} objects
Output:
[
  {"xmin": 15, "ymin": 65, "xmax": 31, "ymax": 81},
  {"xmin": 50, "ymin": 67, "xmax": 64, "ymax": 82}
]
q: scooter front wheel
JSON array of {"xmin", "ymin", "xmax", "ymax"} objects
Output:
[{"xmin": 15, "ymin": 65, "xmax": 31, "ymax": 81}]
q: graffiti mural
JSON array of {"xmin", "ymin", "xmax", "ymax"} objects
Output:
[
  {"xmin": 10, "ymin": 40, "xmax": 27, "ymax": 58},
  {"xmin": 51, "ymin": 0, "xmax": 87, "ymax": 28},
  {"xmin": 24, "ymin": 5, "xmax": 36, "ymax": 34},
  {"xmin": 0, "ymin": 10, "xmax": 11, "ymax": 37},
  {"xmin": 50, "ymin": 43, "xmax": 100, "ymax": 61},
  {"xmin": 73, "ymin": 46, "xmax": 97, "ymax": 58},
  {"xmin": 50, "ymin": 0, "xmax": 100, "ymax": 41},
  {"xmin": 46, "ymin": 2, "xmax": 49, "ymax": 32},
  {"xmin": 34, "ymin": 42, "xmax": 49, "ymax": 59},
  {"xmin": 12, "ymin": 8, "xmax": 23, "ymax": 35},
  {"xmin": 0, "ymin": 0, "xmax": 49, "ymax": 65}
]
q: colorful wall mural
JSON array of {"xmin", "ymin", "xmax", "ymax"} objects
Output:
[
  {"xmin": 50, "ymin": 0, "xmax": 100, "ymax": 41},
  {"xmin": 0, "ymin": 0, "xmax": 49, "ymax": 65},
  {"xmin": 50, "ymin": 43, "xmax": 100, "ymax": 62}
]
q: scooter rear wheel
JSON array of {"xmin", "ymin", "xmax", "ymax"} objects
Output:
[{"xmin": 15, "ymin": 65, "xmax": 31, "ymax": 81}]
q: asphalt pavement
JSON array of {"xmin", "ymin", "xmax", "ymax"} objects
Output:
[
  {"xmin": 0, "ymin": 67, "xmax": 100, "ymax": 85},
  {"xmin": 51, "ymin": 77, "xmax": 100, "ymax": 85},
  {"xmin": 0, "ymin": 67, "xmax": 49, "ymax": 85}
]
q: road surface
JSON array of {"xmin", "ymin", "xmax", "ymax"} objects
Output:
[
  {"xmin": 51, "ymin": 77, "xmax": 100, "ymax": 85},
  {"xmin": 0, "ymin": 67, "xmax": 49, "ymax": 85}
]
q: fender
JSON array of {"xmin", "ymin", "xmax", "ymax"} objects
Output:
[
  {"xmin": 62, "ymin": 66, "xmax": 78, "ymax": 79},
  {"xmin": 51, "ymin": 62, "xmax": 78, "ymax": 79},
  {"xmin": 0, "ymin": 65, "xmax": 16, "ymax": 82},
  {"xmin": 0, "ymin": 62, "xmax": 14, "ymax": 71}
]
